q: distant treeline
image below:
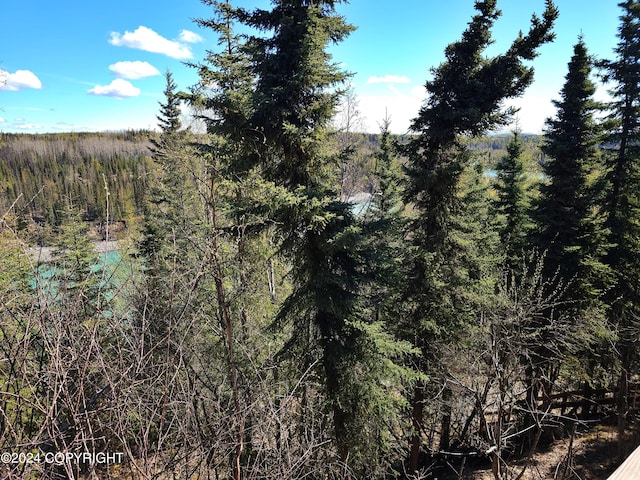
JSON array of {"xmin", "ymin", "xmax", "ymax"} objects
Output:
[
  {"xmin": 0, "ymin": 130, "xmax": 153, "ymax": 226},
  {"xmin": 0, "ymin": 129, "xmax": 544, "ymax": 230}
]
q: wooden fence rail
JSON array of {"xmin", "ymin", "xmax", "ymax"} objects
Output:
[{"xmin": 538, "ymin": 383, "xmax": 639, "ymax": 417}]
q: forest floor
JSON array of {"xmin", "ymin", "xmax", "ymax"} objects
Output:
[
  {"xmin": 464, "ymin": 424, "xmax": 639, "ymax": 479},
  {"xmin": 67, "ymin": 424, "xmax": 638, "ymax": 480}
]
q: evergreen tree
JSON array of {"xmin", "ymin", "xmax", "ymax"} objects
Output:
[
  {"xmin": 241, "ymin": 0, "xmax": 354, "ymax": 188},
  {"xmin": 403, "ymin": 0, "xmax": 557, "ymax": 253},
  {"xmin": 156, "ymin": 70, "xmax": 182, "ymax": 135},
  {"xmin": 137, "ymin": 71, "xmax": 210, "ymax": 466},
  {"xmin": 400, "ymin": 0, "xmax": 557, "ymax": 469},
  {"xmin": 372, "ymin": 113, "xmax": 403, "ymax": 220},
  {"xmin": 193, "ymin": 8, "xmax": 255, "ymax": 473},
  {"xmin": 534, "ymin": 38, "xmax": 608, "ymax": 305},
  {"xmin": 528, "ymin": 39, "xmax": 610, "ymax": 433},
  {"xmin": 238, "ymin": 1, "xmax": 416, "ymax": 474},
  {"xmin": 52, "ymin": 204, "xmax": 102, "ymax": 317},
  {"xmin": 190, "ymin": 3, "xmax": 328, "ymax": 477},
  {"xmin": 598, "ymin": 0, "xmax": 640, "ymax": 440},
  {"xmin": 367, "ymin": 114, "xmax": 406, "ymax": 326},
  {"xmin": 147, "ymin": 70, "xmax": 190, "ymax": 242},
  {"xmin": 493, "ymin": 129, "xmax": 531, "ymax": 277},
  {"xmin": 141, "ymin": 70, "xmax": 191, "ymax": 276},
  {"xmin": 192, "ymin": 0, "xmax": 254, "ymax": 154},
  {"xmin": 142, "ymin": 70, "xmax": 202, "ymax": 267}
]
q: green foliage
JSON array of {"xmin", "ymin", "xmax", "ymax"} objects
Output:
[
  {"xmin": 0, "ymin": 132, "xmax": 152, "ymax": 227},
  {"xmin": 48, "ymin": 205, "xmax": 107, "ymax": 322},
  {"xmin": 5, "ymin": 2, "xmax": 640, "ymax": 478},
  {"xmin": 598, "ymin": 0, "xmax": 640, "ymax": 435},
  {"xmin": 403, "ymin": 0, "xmax": 557, "ymax": 235},
  {"xmin": 534, "ymin": 38, "xmax": 609, "ymax": 304},
  {"xmin": 493, "ymin": 130, "xmax": 532, "ymax": 275},
  {"xmin": 326, "ymin": 318, "xmax": 424, "ymax": 476},
  {"xmin": 241, "ymin": 0, "xmax": 355, "ymax": 189},
  {"xmin": 192, "ymin": 1, "xmax": 254, "ymax": 146},
  {"xmin": 371, "ymin": 114, "xmax": 404, "ymax": 219},
  {"xmin": 218, "ymin": 2, "xmax": 422, "ymax": 474},
  {"xmin": 399, "ymin": 0, "xmax": 558, "ymax": 463},
  {"xmin": 600, "ymin": 0, "xmax": 640, "ymax": 324},
  {"xmin": 401, "ymin": 0, "xmax": 558, "ymax": 354},
  {"xmin": 407, "ymin": 0, "xmax": 557, "ymax": 143},
  {"xmin": 0, "ymin": 229, "xmax": 33, "ymax": 309},
  {"xmin": 156, "ymin": 71, "xmax": 182, "ymax": 135},
  {"xmin": 53, "ymin": 205, "xmax": 99, "ymax": 280},
  {"xmin": 140, "ymin": 70, "xmax": 207, "ymax": 347}
]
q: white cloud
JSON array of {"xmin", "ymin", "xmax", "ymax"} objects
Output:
[
  {"xmin": 354, "ymin": 81, "xmax": 428, "ymax": 134},
  {"xmin": 109, "ymin": 26, "xmax": 193, "ymax": 59},
  {"xmin": 16, "ymin": 123, "xmax": 42, "ymax": 130},
  {"xmin": 109, "ymin": 61, "xmax": 160, "ymax": 80},
  {"xmin": 366, "ymin": 75, "xmax": 411, "ymax": 85},
  {"xmin": 502, "ymin": 95, "xmax": 554, "ymax": 134},
  {"xmin": 5, "ymin": 118, "xmax": 43, "ymax": 130},
  {"xmin": 0, "ymin": 69, "xmax": 42, "ymax": 91},
  {"xmin": 52, "ymin": 122, "xmax": 84, "ymax": 131},
  {"xmin": 358, "ymin": 95, "xmax": 424, "ymax": 134},
  {"xmin": 88, "ymin": 79, "xmax": 141, "ymax": 99},
  {"xmin": 0, "ymin": 117, "xmax": 5, "ymax": 123},
  {"xmin": 178, "ymin": 29, "xmax": 203, "ymax": 43}
]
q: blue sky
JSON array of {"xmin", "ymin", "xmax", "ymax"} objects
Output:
[{"xmin": 0, "ymin": 1, "xmax": 623, "ymax": 135}]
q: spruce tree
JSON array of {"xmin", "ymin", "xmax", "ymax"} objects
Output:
[
  {"xmin": 136, "ymin": 70, "xmax": 203, "ymax": 469},
  {"xmin": 52, "ymin": 204, "xmax": 101, "ymax": 316},
  {"xmin": 367, "ymin": 114, "xmax": 406, "ymax": 324},
  {"xmin": 372, "ymin": 113, "xmax": 404, "ymax": 220},
  {"xmin": 140, "ymin": 70, "xmax": 198, "ymax": 290},
  {"xmin": 534, "ymin": 38, "xmax": 607, "ymax": 305},
  {"xmin": 156, "ymin": 70, "xmax": 182, "ymax": 135},
  {"xmin": 400, "ymin": 0, "xmax": 557, "ymax": 469},
  {"xmin": 238, "ymin": 1, "xmax": 416, "ymax": 473},
  {"xmin": 493, "ymin": 129, "xmax": 530, "ymax": 278},
  {"xmin": 403, "ymin": 0, "xmax": 557, "ymax": 252},
  {"xmin": 598, "ymin": 0, "xmax": 640, "ymax": 440},
  {"xmin": 192, "ymin": 0, "xmax": 254, "ymax": 152},
  {"xmin": 141, "ymin": 71, "xmax": 183, "ymax": 265},
  {"xmin": 187, "ymin": 5, "xmax": 262, "ymax": 476},
  {"xmin": 529, "ymin": 39, "xmax": 610, "ymax": 430},
  {"xmin": 242, "ymin": 0, "xmax": 354, "ymax": 188}
]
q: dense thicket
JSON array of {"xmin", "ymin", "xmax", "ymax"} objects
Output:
[
  {"xmin": 1, "ymin": 1, "xmax": 640, "ymax": 480},
  {"xmin": 399, "ymin": 0, "xmax": 558, "ymax": 473},
  {"xmin": 599, "ymin": 0, "xmax": 640, "ymax": 445}
]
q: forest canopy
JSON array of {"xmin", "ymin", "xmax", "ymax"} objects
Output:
[{"xmin": 0, "ymin": 1, "xmax": 639, "ymax": 479}]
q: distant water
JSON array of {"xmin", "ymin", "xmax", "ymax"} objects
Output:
[
  {"xmin": 346, "ymin": 192, "xmax": 372, "ymax": 216},
  {"xmin": 29, "ymin": 245, "xmax": 127, "ymax": 296},
  {"xmin": 97, "ymin": 250, "xmax": 121, "ymax": 269}
]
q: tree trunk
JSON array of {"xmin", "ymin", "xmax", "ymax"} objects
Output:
[
  {"xmin": 409, "ymin": 385, "xmax": 424, "ymax": 475},
  {"xmin": 323, "ymin": 341, "xmax": 350, "ymax": 466},
  {"xmin": 439, "ymin": 383, "xmax": 452, "ymax": 452},
  {"xmin": 617, "ymin": 350, "xmax": 631, "ymax": 458},
  {"xmin": 209, "ymin": 173, "xmax": 243, "ymax": 480}
]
